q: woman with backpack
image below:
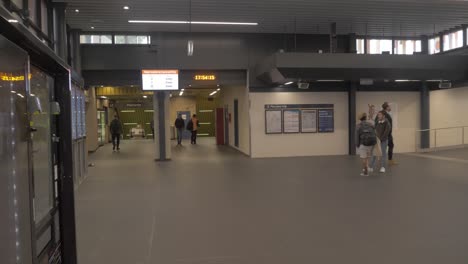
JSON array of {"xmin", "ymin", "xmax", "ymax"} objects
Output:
[
  {"xmin": 370, "ymin": 111, "xmax": 392, "ymax": 173},
  {"xmin": 356, "ymin": 112, "xmax": 377, "ymax": 177}
]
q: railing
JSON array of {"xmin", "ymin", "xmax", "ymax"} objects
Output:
[{"xmin": 416, "ymin": 126, "xmax": 468, "ymax": 152}]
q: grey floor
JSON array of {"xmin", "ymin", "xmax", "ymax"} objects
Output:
[{"xmin": 76, "ymin": 139, "xmax": 468, "ymax": 264}]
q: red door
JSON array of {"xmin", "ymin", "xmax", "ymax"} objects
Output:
[{"xmin": 215, "ymin": 108, "xmax": 225, "ymax": 145}]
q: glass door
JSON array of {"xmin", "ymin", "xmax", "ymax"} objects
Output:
[{"xmin": 97, "ymin": 110, "xmax": 107, "ymax": 145}]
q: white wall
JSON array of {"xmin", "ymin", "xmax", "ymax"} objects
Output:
[
  {"xmin": 430, "ymin": 87, "xmax": 468, "ymax": 148},
  {"xmin": 221, "ymin": 86, "xmax": 250, "ymax": 155},
  {"xmin": 249, "ymin": 92, "xmax": 349, "ymax": 158},
  {"xmin": 356, "ymin": 92, "xmax": 420, "ymax": 153}
]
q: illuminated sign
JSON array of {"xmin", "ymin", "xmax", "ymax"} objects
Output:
[
  {"xmin": 194, "ymin": 75, "xmax": 216, "ymax": 81},
  {"xmin": 0, "ymin": 73, "xmax": 32, "ymax": 82},
  {"xmin": 142, "ymin": 69, "xmax": 179, "ymax": 91}
]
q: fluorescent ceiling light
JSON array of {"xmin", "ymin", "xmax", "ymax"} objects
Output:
[
  {"xmin": 75, "ymin": 9, "xmax": 79, "ymax": 13},
  {"xmin": 209, "ymin": 90, "xmax": 218, "ymax": 96},
  {"xmin": 91, "ymin": 26, "xmax": 95, "ymax": 29},
  {"xmin": 128, "ymin": 20, "xmax": 258, "ymax": 26},
  {"xmin": 179, "ymin": 91, "xmax": 184, "ymax": 96},
  {"xmin": 143, "ymin": 95, "xmax": 148, "ymax": 98},
  {"xmin": 123, "ymin": 6, "xmax": 130, "ymax": 10},
  {"xmin": 8, "ymin": 19, "xmax": 18, "ymax": 23},
  {"xmin": 395, "ymin": 80, "xmax": 419, "ymax": 82},
  {"xmin": 316, "ymin": 80, "xmax": 344, "ymax": 82},
  {"xmin": 284, "ymin": 81, "xmax": 294, "ymax": 85}
]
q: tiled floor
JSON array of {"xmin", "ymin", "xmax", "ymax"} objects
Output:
[{"xmin": 76, "ymin": 139, "xmax": 468, "ymax": 264}]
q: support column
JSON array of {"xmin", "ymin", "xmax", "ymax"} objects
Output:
[
  {"xmin": 153, "ymin": 92, "xmax": 171, "ymax": 161},
  {"xmin": 54, "ymin": 3, "xmax": 68, "ymax": 60},
  {"xmin": 348, "ymin": 82, "xmax": 357, "ymax": 155},
  {"xmin": 421, "ymin": 35, "xmax": 429, "ymax": 54},
  {"xmin": 70, "ymin": 29, "xmax": 82, "ymax": 74},
  {"xmin": 420, "ymin": 81, "xmax": 430, "ymax": 149}
]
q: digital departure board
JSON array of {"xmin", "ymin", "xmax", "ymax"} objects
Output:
[{"xmin": 142, "ymin": 69, "xmax": 179, "ymax": 91}]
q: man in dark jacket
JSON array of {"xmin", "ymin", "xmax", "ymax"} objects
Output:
[
  {"xmin": 371, "ymin": 111, "xmax": 392, "ymax": 173},
  {"xmin": 110, "ymin": 115, "xmax": 122, "ymax": 152},
  {"xmin": 174, "ymin": 114, "xmax": 185, "ymax": 145},
  {"xmin": 376, "ymin": 102, "xmax": 397, "ymax": 165}
]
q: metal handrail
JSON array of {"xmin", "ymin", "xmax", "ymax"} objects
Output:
[
  {"xmin": 416, "ymin": 125, "xmax": 468, "ymax": 152},
  {"xmin": 416, "ymin": 126, "xmax": 468, "ymax": 132}
]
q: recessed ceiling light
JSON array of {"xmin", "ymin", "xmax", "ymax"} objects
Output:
[
  {"xmin": 143, "ymin": 95, "xmax": 148, "ymax": 98},
  {"xmin": 123, "ymin": 6, "xmax": 130, "ymax": 10},
  {"xmin": 8, "ymin": 19, "xmax": 18, "ymax": 23},
  {"xmin": 128, "ymin": 20, "xmax": 258, "ymax": 26},
  {"xmin": 91, "ymin": 26, "xmax": 95, "ymax": 29},
  {"xmin": 75, "ymin": 9, "xmax": 79, "ymax": 13},
  {"xmin": 285, "ymin": 81, "xmax": 294, "ymax": 85}
]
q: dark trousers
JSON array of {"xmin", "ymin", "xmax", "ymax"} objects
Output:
[
  {"xmin": 388, "ymin": 135, "xmax": 394, "ymax": 160},
  {"xmin": 177, "ymin": 128, "xmax": 183, "ymax": 144},
  {"xmin": 191, "ymin": 130, "xmax": 197, "ymax": 144},
  {"xmin": 112, "ymin": 133, "xmax": 120, "ymax": 149}
]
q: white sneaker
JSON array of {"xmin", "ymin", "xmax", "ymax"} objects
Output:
[{"xmin": 380, "ymin": 167, "xmax": 386, "ymax": 173}]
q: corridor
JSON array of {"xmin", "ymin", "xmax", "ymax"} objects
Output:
[{"xmin": 76, "ymin": 140, "xmax": 468, "ymax": 264}]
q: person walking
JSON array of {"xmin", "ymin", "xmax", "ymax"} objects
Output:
[
  {"xmin": 377, "ymin": 102, "xmax": 397, "ymax": 165},
  {"xmin": 187, "ymin": 114, "xmax": 200, "ymax": 145},
  {"xmin": 174, "ymin": 114, "xmax": 185, "ymax": 145},
  {"xmin": 110, "ymin": 115, "xmax": 123, "ymax": 152},
  {"xmin": 370, "ymin": 111, "xmax": 392, "ymax": 173},
  {"xmin": 356, "ymin": 113, "xmax": 377, "ymax": 176}
]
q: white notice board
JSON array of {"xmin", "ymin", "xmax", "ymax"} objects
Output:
[
  {"xmin": 283, "ymin": 109, "xmax": 300, "ymax": 133},
  {"xmin": 265, "ymin": 110, "xmax": 282, "ymax": 134},
  {"xmin": 142, "ymin": 69, "xmax": 179, "ymax": 91},
  {"xmin": 301, "ymin": 109, "xmax": 317, "ymax": 133}
]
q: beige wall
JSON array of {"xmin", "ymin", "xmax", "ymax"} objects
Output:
[
  {"xmin": 249, "ymin": 92, "xmax": 349, "ymax": 158},
  {"xmin": 221, "ymin": 86, "xmax": 250, "ymax": 155},
  {"xmin": 85, "ymin": 87, "xmax": 99, "ymax": 152},
  {"xmin": 357, "ymin": 92, "xmax": 420, "ymax": 153},
  {"xmin": 169, "ymin": 96, "xmax": 197, "ymax": 122},
  {"xmin": 430, "ymin": 87, "xmax": 468, "ymax": 147}
]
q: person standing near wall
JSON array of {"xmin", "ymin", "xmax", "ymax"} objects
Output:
[
  {"xmin": 377, "ymin": 102, "xmax": 397, "ymax": 165},
  {"xmin": 370, "ymin": 111, "xmax": 392, "ymax": 173},
  {"xmin": 357, "ymin": 113, "xmax": 377, "ymax": 177},
  {"xmin": 187, "ymin": 114, "xmax": 200, "ymax": 145},
  {"xmin": 174, "ymin": 114, "xmax": 185, "ymax": 145},
  {"xmin": 110, "ymin": 115, "xmax": 123, "ymax": 152}
]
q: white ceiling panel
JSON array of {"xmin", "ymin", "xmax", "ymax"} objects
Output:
[{"xmin": 56, "ymin": 0, "xmax": 468, "ymax": 36}]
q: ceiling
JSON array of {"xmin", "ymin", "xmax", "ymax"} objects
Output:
[{"xmin": 56, "ymin": 0, "xmax": 468, "ymax": 36}]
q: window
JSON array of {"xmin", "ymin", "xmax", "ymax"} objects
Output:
[
  {"xmin": 429, "ymin": 37, "xmax": 441, "ymax": 54},
  {"xmin": 367, "ymin": 39, "xmax": 392, "ymax": 54},
  {"xmin": 356, "ymin": 38, "xmax": 365, "ymax": 54},
  {"xmin": 41, "ymin": 0, "xmax": 48, "ymax": 35},
  {"xmin": 114, "ymin": 35, "xmax": 151, "ymax": 44},
  {"xmin": 443, "ymin": 30, "xmax": 463, "ymax": 51},
  {"xmin": 79, "ymin": 35, "xmax": 112, "ymax": 44},
  {"xmin": 394, "ymin": 40, "xmax": 422, "ymax": 55}
]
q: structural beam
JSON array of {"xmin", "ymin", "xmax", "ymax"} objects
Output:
[{"xmin": 348, "ymin": 82, "xmax": 357, "ymax": 155}]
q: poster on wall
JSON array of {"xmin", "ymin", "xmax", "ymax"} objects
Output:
[
  {"xmin": 318, "ymin": 109, "xmax": 334, "ymax": 133},
  {"xmin": 265, "ymin": 110, "xmax": 282, "ymax": 134},
  {"xmin": 301, "ymin": 109, "xmax": 317, "ymax": 133},
  {"xmin": 283, "ymin": 109, "xmax": 300, "ymax": 133},
  {"xmin": 365, "ymin": 102, "xmax": 398, "ymax": 129}
]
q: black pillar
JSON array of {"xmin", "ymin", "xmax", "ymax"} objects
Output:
[
  {"xmin": 56, "ymin": 72, "xmax": 78, "ymax": 264},
  {"xmin": 421, "ymin": 35, "xmax": 429, "ymax": 54},
  {"xmin": 54, "ymin": 3, "xmax": 68, "ymax": 60},
  {"xmin": 349, "ymin": 82, "xmax": 357, "ymax": 155},
  {"xmin": 70, "ymin": 29, "xmax": 82, "ymax": 74},
  {"xmin": 420, "ymin": 81, "xmax": 430, "ymax": 149},
  {"xmin": 462, "ymin": 25, "xmax": 467, "ymax": 47},
  {"xmin": 157, "ymin": 92, "xmax": 167, "ymax": 160},
  {"xmin": 349, "ymin": 33, "xmax": 357, "ymax": 53}
]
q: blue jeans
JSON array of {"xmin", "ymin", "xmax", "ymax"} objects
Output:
[
  {"xmin": 371, "ymin": 140, "xmax": 388, "ymax": 169},
  {"xmin": 177, "ymin": 128, "xmax": 183, "ymax": 144}
]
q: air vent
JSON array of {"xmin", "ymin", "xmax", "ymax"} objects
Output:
[
  {"xmin": 297, "ymin": 82, "xmax": 310, "ymax": 89},
  {"xmin": 439, "ymin": 81, "xmax": 452, "ymax": 89}
]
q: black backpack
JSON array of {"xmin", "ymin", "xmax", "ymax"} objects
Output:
[{"xmin": 359, "ymin": 123, "xmax": 377, "ymax": 146}]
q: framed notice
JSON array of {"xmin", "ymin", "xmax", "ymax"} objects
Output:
[
  {"xmin": 265, "ymin": 110, "xmax": 282, "ymax": 134},
  {"xmin": 142, "ymin": 69, "xmax": 179, "ymax": 91},
  {"xmin": 318, "ymin": 109, "xmax": 334, "ymax": 133},
  {"xmin": 283, "ymin": 109, "xmax": 300, "ymax": 133},
  {"xmin": 301, "ymin": 109, "xmax": 317, "ymax": 133}
]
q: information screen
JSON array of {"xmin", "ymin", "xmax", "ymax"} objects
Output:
[{"xmin": 142, "ymin": 69, "xmax": 179, "ymax": 91}]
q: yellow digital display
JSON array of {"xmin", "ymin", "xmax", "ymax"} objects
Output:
[
  {"xmin": 0, "ymin": 73, "xmax": 32, "ymax": 82},
  {"xmin": 194, "ymin": 75, "xmax": 216, "ymax": 81}
]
